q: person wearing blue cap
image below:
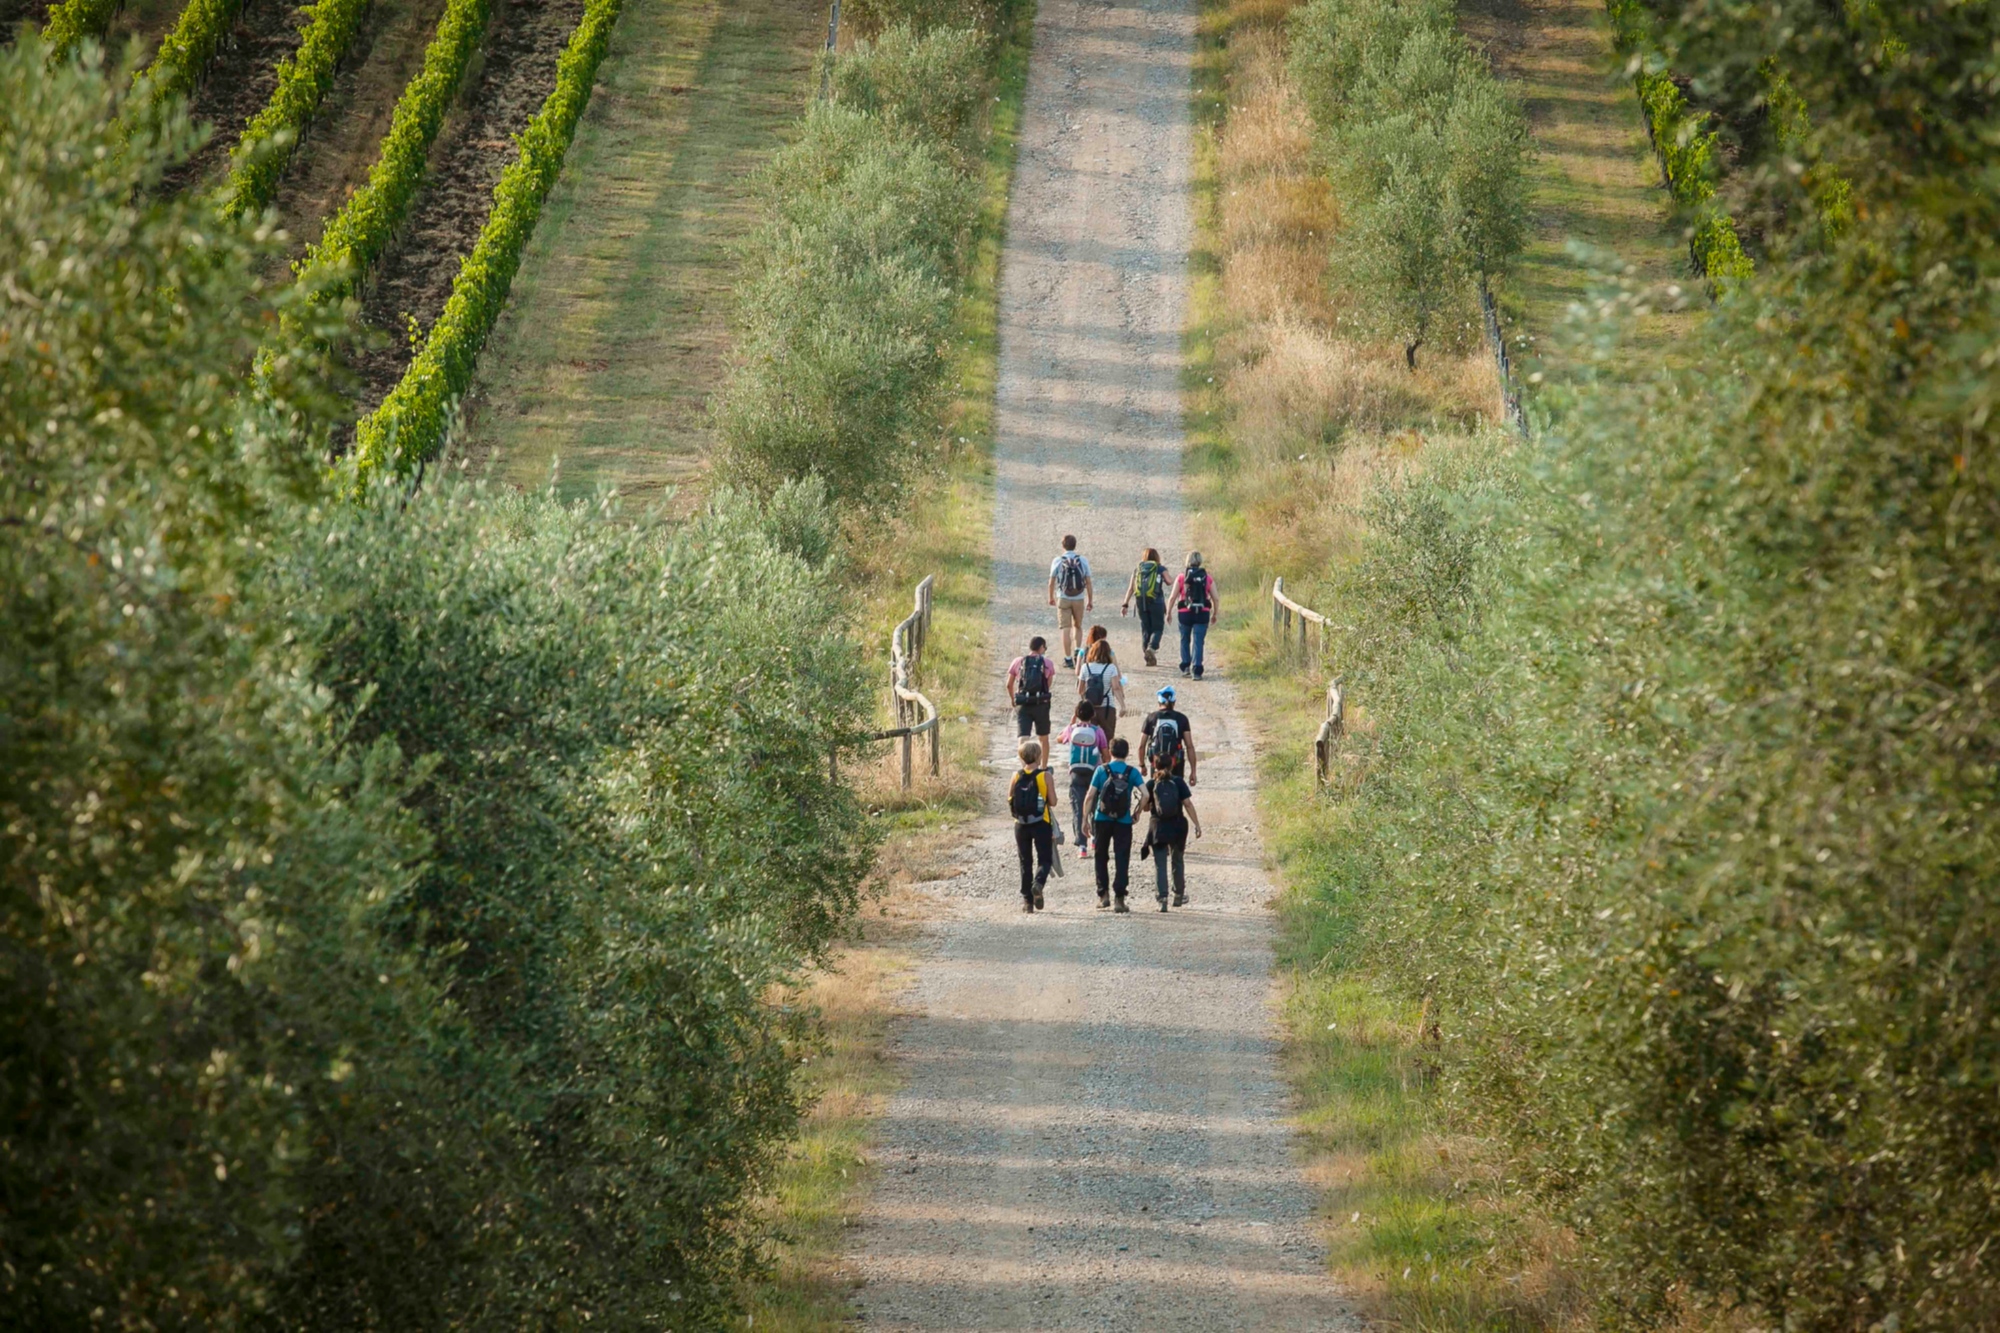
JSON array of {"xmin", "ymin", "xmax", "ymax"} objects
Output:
[{"xmin": 1139, "ymin": 685, "xmax": 1196, "ymax": 785}]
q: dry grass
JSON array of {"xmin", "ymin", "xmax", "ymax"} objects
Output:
[{"xmin": 1200, "ymin": 17, "xmax": 1499, "ymax": 596}]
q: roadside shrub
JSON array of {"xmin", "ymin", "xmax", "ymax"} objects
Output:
[
  {"xmin": 263, "ymin": 480, "xmax": 878, "ymax": 1323},
  {"xmin": 714, "ymin": 103, "xmax": 974, "ymax": 506},
  {"xmin": 825, "ymin": 21, "xmax": 986, "ymax": 163}
]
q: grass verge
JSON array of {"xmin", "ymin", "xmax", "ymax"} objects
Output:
[
  {"xmin": 1459, "ymin": 0, "xmax": 1695, "ymax": 384},
  {"xmin": 735, "ymin": 6, "xmax": 1036, "ymax": 1327},
  {"xmin": 461, "ymin": 0, "xmax": 826, "ymax": 504}
]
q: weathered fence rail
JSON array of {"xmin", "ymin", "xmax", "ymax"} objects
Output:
[
  {"xmin": 861, "ymin": 574, "xmax": 939, "ymax": 790},
  {"xmin": 1313, "ymin": 677, "xmax": 1344, "ymax": 788},
  {"xmin": 1271, "ymin": 575, "xmax": 1330, "ymax": 665},
  {"xmin": 1271, "ymin": 577, "xmax": 1345, "ymax": 787}
]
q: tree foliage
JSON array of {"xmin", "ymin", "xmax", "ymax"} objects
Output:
[
  {"xmin": 1289, "ymin": 0, "xmax": 1529, "ymax": 367},
  {"xmin": 1292, "ymin": 1, "xmax": 2000, "ymax": 1326},
  {"xmin": 3, "ymin": 40, "xmax": 878, "ymax": 1329}
]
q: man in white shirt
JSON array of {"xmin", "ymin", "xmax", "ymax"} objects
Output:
[{"xmin": 1046, "ymin": 534, "xmax": 1093, "ymax": 667}]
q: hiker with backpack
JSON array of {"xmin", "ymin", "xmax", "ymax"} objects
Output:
[
  {"xmin": 1076, "ymin": 638, "xmax": 1128, "ymax": 742},
  {"xmin": 1120, "ymin": 546, "xmax": 1169, "ymax": 667},
  {"xmin": 1046, "ymin": 535, "xmax": 1094, "ymax": 667},
  {"xmin": 1008, "ymin": 738, "xmax": 1058, "ymax": 913},
  {"xmin": 1140, "ymin": 685, "xmax": 1197, "ymax": 786},
  {"xmin": 1081, "ymin": 737, "xmax": 1144, "ymax": 912},
  {"xmin": 1004, "ymin": 635, "xmax": 1057, "ymax": 738},
  {"xmin": 1054, "ymin": 701, "xmax": 1108, "ymax": 860},
  {"xmin": 1173, "ymin": 551, "xmax": 1219, "ymax": 680},
  {"xmin": 1137, "ymin": 753, "xmax": 1201, "ymax": 911}
]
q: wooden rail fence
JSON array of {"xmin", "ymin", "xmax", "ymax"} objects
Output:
[
  {"xmin": 1271, "ymin": 575, "xmax": 1330, "ymax": 665},
  {"xmin": 1271, "ymin": 577, "xmax": 1345, "ymax": 788},
  {"xmin": 862, "ymin": 574, "xmax": 940, "ymax": 790}
]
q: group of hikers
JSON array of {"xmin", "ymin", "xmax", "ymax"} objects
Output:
[{"xmin": 1003, "ymin": 537, "xmax": 1219, "ymax": 914}]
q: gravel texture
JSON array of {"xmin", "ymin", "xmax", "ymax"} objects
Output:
[{"xmin": 848, "ymin": 1, "xmax": 1366, "ymax": 1326}]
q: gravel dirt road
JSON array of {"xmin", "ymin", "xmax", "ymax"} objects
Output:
[{"xmin": 848, "ymin": 1, "xmax": 1365, "ymax": 1327}]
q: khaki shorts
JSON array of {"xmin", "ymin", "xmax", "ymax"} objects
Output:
[{"xmin": 1055, "ymin": 597, "xmax": 1085, "ymax": 635}]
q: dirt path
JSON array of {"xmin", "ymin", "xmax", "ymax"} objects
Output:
[{"xmin": 848, "ymin": 2, "xmax": 1364, "ymax": 1327}]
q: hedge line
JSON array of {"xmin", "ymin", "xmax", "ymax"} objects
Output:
[
  {"xmin": 1606, "ymin": 0, "xmax": 1752, "ymax": 283},
  {"xmin": 135, "ymin": 0, "xmax": 244, "ymax": 105},
  {"xmin": 39, "ymin": 0, "xmax": 117, "ymax": 61},
  {"xmin": 288, "ymin": 0, "xmax": 490, "ymax": 309},
  {"xmin": 221, "ymin": 0, "xmax": 374, "ymax": 216},
  {"xmin": 350, "ymin": 0, "xmax": 620, "ymax": 478}
]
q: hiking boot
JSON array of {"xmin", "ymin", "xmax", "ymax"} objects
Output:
[
  {"xmin": 1033, "ymin": 886, "xmax": 1045, "ymax": 909},
  {"xmin": 1022, "ymin": 897, "xmax": 1036, "ymax": 913},
  {"xmin": 1144, "ymin": 647, "xmax": 1157, "ymax": 666},
  {"xmin": 1157, "ymin": 896, "xmax": 1169, "ymax": 912},
  {"xmin": 1097, "ymin": 889, "xmax": 1110, "ymax": 909},
  {"xmin": 1173, "ymin": 891, "xmax": 1187, "ymax": 907},
  {"xmin": 1178, "ymin": 665, "xmax": 1191, "ymax": 676},
  {"xmin": 1113, "ymin": 896, "xmax": 1131, "ymax": 914}
]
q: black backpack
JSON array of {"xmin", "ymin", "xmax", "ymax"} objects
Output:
[
  {"xmin": 1015, "ymin": 655, "xmax": 1051, "ymax": 705},
  {"xmin": 1181, "ymin": 567, "xmax": 1211, "ymax": 612},
  {"xmin": 1097, "ymin": 763, "xmax": 1134, "ymax": 819},
  {"xmin": 1057, "ymin": 553, "xmax": 1087, "ymax": 598},
  {"xmin": 1083, "ymin": 661, "xmax": 1111, "ymax": 708},
  {"xmin": 1010, "ymin": 769, "xmax": 1048, "ymax": 824},
  {"xmin": 1151, "ymin": 776, "xmax": 1186, "ymax": 823},
  {"xmin": 1147, "ymin": 715, "xmax": 1184, "ymax": 768}
]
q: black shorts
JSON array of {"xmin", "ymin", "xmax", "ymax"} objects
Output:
[{"xmin": 1015, "ymin": 702, "xmax": 1051, "ymax": 736}]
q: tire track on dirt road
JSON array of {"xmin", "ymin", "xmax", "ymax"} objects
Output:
[{"xmin": 848, "ymin": 1, "xmax": 1365, "ymax": 1327}]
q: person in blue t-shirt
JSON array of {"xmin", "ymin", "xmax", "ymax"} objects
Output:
[{"xmin": 1081, "ymin": 737, "xmax": 1144, "ymax": 912}]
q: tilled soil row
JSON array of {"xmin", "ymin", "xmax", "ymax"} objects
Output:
[
  {"xmin": 347, "ymin": 0, "xmax": 587, "ymax": 417},
  {"xmin": 161, "ymin": 0, "xmax": 312, "ymax": 195}
]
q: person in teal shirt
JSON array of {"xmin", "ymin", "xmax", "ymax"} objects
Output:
[{"xmin": 1081, "ymin": 737, "xmax": 1144, "ymax": 912}]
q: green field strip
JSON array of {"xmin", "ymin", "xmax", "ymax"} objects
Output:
[
  {"xmin": 221, "ymin": 0, "xmax": 374, "ymax": 215},
  {"xmin": 457, "ymin": 0, "xmax": 824, "ymax": 504},
  {"xmin": 1462, "ymin": 0, "xmax": 1692, "ymax": 381}
]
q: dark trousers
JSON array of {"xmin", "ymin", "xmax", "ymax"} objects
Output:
[
  {"xmin": 1177, "ymin": 612, "xmax": 1210, "ymax": 676},
  {"xmin": 1093, "ymin": 821, "xmax": 1133, "ymax": 897},
  {"xmin": 1151, "ymin": 827, "xmax": 1187, "ymax": 900},
  {"xmin": 1136, "ymin": 596, "xmax": 1166, "ymax": 652},
  {"xmin": 1015, "ymin": 822, "xmax": 1053, "ymax": 899},
  {"xmin": 1015, "ymin": 701, "xmax": 1051, "ymax": 736},
  {"xmin": 1067, "ymin": 769, "xmax": 1094, "ymax": 847}
]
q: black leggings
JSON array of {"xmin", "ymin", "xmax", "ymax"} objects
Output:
[
  {"xmin": 1093, "ymin": 821, "xmax": 1133, "ymax": 896},
  {"xmin": 1015, "ymin": 822, "xmax": 1053, "ymax": 899}
]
